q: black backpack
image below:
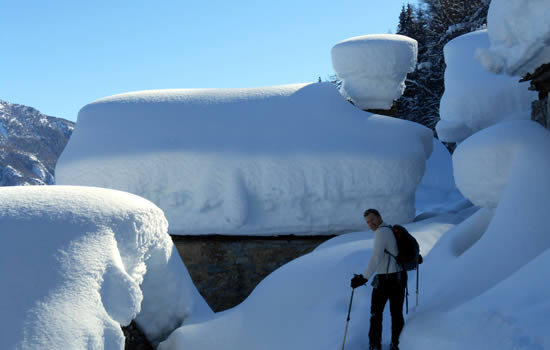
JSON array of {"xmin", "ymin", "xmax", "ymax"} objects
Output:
[
  {"xmin": 384, "ymin": 224, "xmax": 422, "ymax": 271},
  {"xmin": 384, "ymin": 224, "xmax": 423, "ymax": 313}
]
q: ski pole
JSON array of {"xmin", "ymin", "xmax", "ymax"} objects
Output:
[
  {"xmin": 416, "ymin": 264, "xmax": 419, "ymax": 307},
  {"xmin": 341, "ymin": 288, "xmax": 355, "ymax": 350}
]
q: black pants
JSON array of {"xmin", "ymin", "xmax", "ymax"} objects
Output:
[{"xmin": 368, "ymin": 271, "xmax": 407, "ymax": 347}]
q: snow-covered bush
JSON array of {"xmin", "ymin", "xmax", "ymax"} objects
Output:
[
  {"xmin": 56, "ymin": 82, "xmax": 433, "ymax": 235},
  {"xmin": 0, "ymin": 186, "xmax": 212, "ymax": 349},
  {"xmin": 331, "ymin": 34, "xmax": 417, "ymax": 110}
]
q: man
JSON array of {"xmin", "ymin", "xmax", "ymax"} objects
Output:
[{"xmin": 351, "ymin": 208, "xmax": 406, "ymax": 350}]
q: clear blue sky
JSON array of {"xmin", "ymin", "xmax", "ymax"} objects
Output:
[{"xmin": 1, "ymin": 0, "xmax": 417, "ymax": 122}]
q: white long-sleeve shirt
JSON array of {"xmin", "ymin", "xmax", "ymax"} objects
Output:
[{"xmin": 363, "ymin": 223, "xmax": 400, "ymax": 280}]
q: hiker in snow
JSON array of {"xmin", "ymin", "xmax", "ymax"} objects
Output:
[{"xmin": 350, "ymin": 208, "xmax": 406, "ymax": 350}]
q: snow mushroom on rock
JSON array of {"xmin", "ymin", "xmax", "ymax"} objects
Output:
[{"xmin": 331, "ymin": 34, "xmax": 418, "ymax": 110}]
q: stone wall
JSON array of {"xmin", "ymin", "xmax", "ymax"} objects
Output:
[
  {"xmin": 532, "ymin": 97, "xmax": 549, "ymax": 129},
  {"xmin": 171, "ymin": 234, "xmax": 335, "ymax": 312},
  {"xmin": 521, "ymin": 63, "xmax": 550, "ymax": 130}
]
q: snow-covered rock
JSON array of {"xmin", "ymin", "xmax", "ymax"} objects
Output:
[
  {"xmin": 453, "ymin": 120, "xmax": 550, "ymax": 208},
  {"xmin": 436, "ymin": 30, "xmax": 535, "ymax": 143},
  {"xmin": 476, "ymin": 0, "xmax": 550, "ymax": 76},
  {"xmin": 56, "ymin": 82, "xmax": 433, "ymax": 235},
  {"xmin": 0, "ymin": 186, "xmax": 212, "ymax": 349},
  {"xmin": 331, "ymin": 34, "xmax": 417, "ymax": 110}
]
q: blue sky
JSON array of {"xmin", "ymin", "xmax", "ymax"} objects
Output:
[{"xmin": 1, "ymin": 0, "xmax": 417, "ymax": 122}]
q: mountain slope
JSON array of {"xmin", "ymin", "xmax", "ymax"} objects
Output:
[{"xmin": 0, "ymin": 100, "xmax": 74, "ymax": 185}]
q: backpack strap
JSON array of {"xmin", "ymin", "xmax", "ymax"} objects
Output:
[
  {"xmin": 381, "ymin": 225, "xmax": 394, "ymax": 273},
  {"xmin": 384, "ymin": 248, "xmax": 403, "ymax": 271}
]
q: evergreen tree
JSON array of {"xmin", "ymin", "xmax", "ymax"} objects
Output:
[
  {"xmin": 395, "ymin": 0, "xmax": 490, "ymax": 142},
  {"xmin": 396, "ymin": 4, "xmax": 436, "ymax": 129}
]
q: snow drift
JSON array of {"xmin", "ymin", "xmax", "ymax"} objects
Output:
[
  {"xmin": 425, "ymin": 120, "xmax": 550, "ymax": 310},
  {"xmin": 331, "ymin": 34, "xmax": 418, "ymax": 110},
  {"xmin": 436, "ymin": 30, "xmax": 535, "ymax": 143},
  {"xmin": 401, "ymin": 120, "xmax": 550, "ymax": 349},
  {"xmin": 415, "ymin": 138, "xmax": 464, "ymax": 215},
  {"xmin": 0, "ymin": 186, "xmax": 212, "ymax": 349},
  {"xmin": 56, "ymin": 82, "xmax": 433, "ymax": 235}
]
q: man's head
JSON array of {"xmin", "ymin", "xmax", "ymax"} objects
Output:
[{"xmin": 363, "ymin": 208, "xmax": 382, "ymax": 231}]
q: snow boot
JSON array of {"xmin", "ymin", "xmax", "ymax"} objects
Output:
[{"xmin": 389, "ymin": 343, "xmax": 400, "ymax": 350}]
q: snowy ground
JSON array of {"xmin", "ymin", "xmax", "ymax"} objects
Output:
[{"xmin": 159, "ymin": 206, "xmax": 476, "ymax": 350}]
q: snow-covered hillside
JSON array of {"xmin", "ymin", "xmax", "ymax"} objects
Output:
[{"xmin": 0, "ymin": 99, "xmax": 74, "ymax": 185}]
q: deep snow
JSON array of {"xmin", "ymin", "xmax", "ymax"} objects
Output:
[
  {"xmin": 4, "ymin": 0, "xmax": 550, "ymax": 348},
  {"xmin": 476, "ymin": 0, "xmax": 550, "ymax": 76},
  {"xmin": 55, "ymin": 82, "xmax": 433, "ymax": 235},
  {"xmin": 160, "ymin": 120, "xmax": 550, "ymax": 350},
  {"xmin": 436, "ymin": 30, "xmax": 536, "ymax": 143},
  {"xmin": 0, "ymin": 186, "xmax": 212, "ymax": 349}
]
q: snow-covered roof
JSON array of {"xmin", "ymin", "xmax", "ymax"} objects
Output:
[
  {"xmin": 56, "ymin": 82, "xmax": 433, "ymax": 235},
  {"xmin": 475, "ymin": 0, "xmax": 550, "ymax": 76},
  {"xmin": 331, "ymin": 34, "xmax": 417, "ymax": 110}
]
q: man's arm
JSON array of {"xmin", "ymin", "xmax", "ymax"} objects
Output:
[{"xmin": 363, "ymin": 229, "xmax": 389, "ymax": 279}]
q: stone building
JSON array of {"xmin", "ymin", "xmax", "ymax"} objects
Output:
[{"xmin": 172, "ymin": 234, "xmax": 336, "ymax": 311}]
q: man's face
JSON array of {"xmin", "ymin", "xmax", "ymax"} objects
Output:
[{"xmin": 365, "ymin": 213, "xmax": 382, "ymax": 231}]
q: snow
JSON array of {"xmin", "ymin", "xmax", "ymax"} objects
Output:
[
  {"xmin": 0, "ymin": 186, "xmax": 212, "ymax": 349},
  {"xmin": 475, "ymin": 0, "xmax": 550, "ymax": 76},
  {"xmin": 436, "ymin": 30, "xmax": 536, "ymax": 143},
  {"xmin": 331, "ymin": 34, "xmax": 418, "ymax": 110},
  {"xmin": 157, "ymin": 207, "xmax": 473, "ymax": 350},
  {"xmin": 453, "ymin": 120, "xmax": 550, "ymax": 208},
  {"xmin": 56, "ymin": 82, "xmax": 433, "ymax": 235},
  {"xmin": 160, "ymin": 120, "xmax": 550, "ymax": 350},
  {"xmin": 414, "ymin": 137, "xmax": 464, "ymax": 215},
  {"xmin": 6, "ymin": 2, "xmax": 550, "ymax": 348},
  {"xmin": 0, "ymin": 120, "xmax": 8, "ymax": 139},
  {"xmin": 401, "ymin": 121, "xmax": 550, "ymax": 349},
  {"xmin": 0, "ymin": 165, "xmax": 24, "ymax": 185}
]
